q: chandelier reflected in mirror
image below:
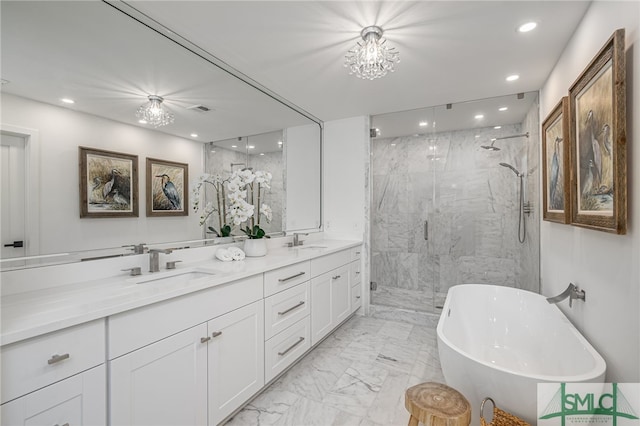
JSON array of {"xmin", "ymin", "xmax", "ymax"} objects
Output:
[
  {"xmin": 136, "ymin": 95, "xmax": 175, "ymax": 127},
  {"xmin": 344, "ymin": 25, "xmax": 400, "ymax": 80}
]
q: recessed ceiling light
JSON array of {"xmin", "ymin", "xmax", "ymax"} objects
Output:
[
  {"xmin": 138, "ymin": 119, "xmax": 147, "ymax": 124},
  {"xmin": 259, "ymin": 153, "xmax": 265, "ymax": 156},
  {"xmin": 494, "ymin": 126, "xmax": 502, "ymax": 129},
  {"xmin": 518, "ymin": 22, "xmax": 537, "ymax": 33},
  {"xmin": 390, "ymin": 143, "xmax": 396, "ymax": 146},
  {"xmin": 210, "ymin": 150, "xmax": 216, "ymax": 153},
  {"xmin": 419, "ymin": 121, "xmax": 428, "ymax": 127},
  {"xmin": 190, "ymin": 133, "xmax": 198, "ymax": 138},
  {"xmin": 61, "ymin": 98, "xmax": 75, "ymax": 104},
  {"xmin": 499, "ymin": 107, "xmax": 508, "ymax": 112},
  {"xmin": 475, "ymin": 114, "xmax": 484, "ymax": 119},
  {"xmin": 475, "ymin": 135, "xmax": 480, "ymax": 138},
  {"xmin": 248, "ymin": 145, "xmax": 255, "ymax": 149},
  {"xmin": 277, "ymin": 140, "xmax": 283, "ymax": 145},
  {"xmin": 506, "ymin": 74, "xmax": 520, "ymax": 82},
  {"xmin": 231, "ymin": 145, "xmax": 237, "ymax": 148}
]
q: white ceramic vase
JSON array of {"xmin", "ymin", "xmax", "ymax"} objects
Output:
[{"xmin": 243, "ymin": 238, "xmax": 267, "ymax": 257}]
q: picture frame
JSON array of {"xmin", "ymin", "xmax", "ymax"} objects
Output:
[
  {"xmin": 146, "ymin": 158, "xmax": 189, "ymax": 217},
  {"xmin": 542, "ymin": 97, "xmax": 570, "ymax": 224},
  {"xmin": 79, "ymin": 146, "xmax": 138, "ymax": 218},
  {"xmin": 568, "ymin": 28, "xmax": 626, "ymax": 234}
]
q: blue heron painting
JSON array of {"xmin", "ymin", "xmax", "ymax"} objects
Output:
[{"xmin": 148, "ymin": 159, "xmax": 187, "ymax": 215}]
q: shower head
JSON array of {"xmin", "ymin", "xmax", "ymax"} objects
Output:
[
  {"xmin": 481, "ymin": 139, "xmax": 500, "ymax": 151},
  {"xmin": 499, "ymin": 162, "xmax": 523, "ymax": 177}
]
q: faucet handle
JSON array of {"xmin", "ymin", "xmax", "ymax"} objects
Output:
[
  {"xmin": 166, "ymin": 260, "xmax": 182, "ymax": 270},
  {"xmin": 121, "ymin": 266, "xmax": 142, "ymax": 276},
  {"xmin": 123, "ymin": 244, "xmax": 148, "ymax": 254}
]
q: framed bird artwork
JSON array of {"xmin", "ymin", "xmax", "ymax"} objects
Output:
[
  {"xmin": 146, "ymin": 158, "xmax": 188, "ymax": 217},
  {"xmin": 542, "ymin": 97, "xmax": 570, "ymax": 224},
  {"xmin": 568, "ymin": 28, "xmax": 626, "ymax": 234},
  {"xmin": 79, "ymin": 146, "xmax": 139, "ymax": 218}
]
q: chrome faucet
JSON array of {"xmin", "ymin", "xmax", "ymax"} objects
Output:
[
  {"xmin": 289, "ymin": 233, "xmax": 308, "ymax": 247},
  {"xmin": 149, "ymin": 248, "xmax": 173, "ymax": 272},
  {"xmin": 546, "ymin": 283, "xmax": 586, "ymax": 308}
]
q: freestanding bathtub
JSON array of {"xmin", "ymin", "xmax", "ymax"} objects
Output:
[{"xmin": 437, "ymin": 284, "xmax": 606, "ymax": 425}]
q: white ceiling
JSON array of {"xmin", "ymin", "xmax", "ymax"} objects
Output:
[
  {"xmin": 1, "ymin": 1, "xmax": 592, "ymax": 142},
  {"xmin": 129, "ymin": 1, "xmax": 591, "ymax": 121}
]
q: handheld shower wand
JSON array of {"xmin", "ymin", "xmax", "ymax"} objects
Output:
[{"xmin": 499, "ymin": 162, "xmax": 526, "ymax": 243}]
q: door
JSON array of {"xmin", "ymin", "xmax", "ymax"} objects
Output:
[
  {"xmin": 110, "ymin": 324, "xmax": 208, "ymax": 426},
  {"xmin": 207, "ymin": 300, "xmax": 264, "ymax": 426},
  {"xmin": 310, "ymin": 270, "xmax": 333, "ymax": 345},
  {"xmin": 1, "ymin": 132, "xmax": 26, "ymax": 259},
  {"xmin": 331, "ymin": 265, "xmax": 351, "ymax": 325},
  {"xmin": 0, "ymin": 365, "xmax": 106, "ymax": 426}
]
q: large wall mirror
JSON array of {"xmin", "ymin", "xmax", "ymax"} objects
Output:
[{"xmin": 0, "ymin": 1, "xmax": 321, "ymax": 269}]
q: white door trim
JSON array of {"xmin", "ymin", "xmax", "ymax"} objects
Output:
[{"xmin": 1, "ymin": 124, "xmax": 40, "ymax": 256}]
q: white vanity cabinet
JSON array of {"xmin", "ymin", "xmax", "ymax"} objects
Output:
[
  {"xmin": 310, "ymin": 250, "xmax": 353, "ymax": 345},
  {"xmin": 263, "ymin": 261, "xmax": 312, "ymax": 383},
  {"xmin": 0, "ymin": 319, "xmax": 106, "ymax": 426},
  {"xmin": 108, "ymin": 275, "xmax": 264, "ymax": 426},
  {"xmin": 207, "ymin": 300, "xmax": 264, "ymax": 426}
]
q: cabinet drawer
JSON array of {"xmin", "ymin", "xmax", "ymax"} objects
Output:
[
  {"xmin": 352, "ymin": 283, "xmax": 362, "ymax": 312},
  {"xmin": 1, "ymin": 319, "xmax": 105, "ymax": 404},
  {"xmin": 108, "ymin": 274, "xmax": 262, "ymax": 359},
  {"xmin": 350, "ymin": 260, "xmax": 362, "ymax": 285},
  {"xmin": 1, "ymin": 365, "xmax": 106, "ymax": 426},
  {"xmin": 264, "ymin": 261, "xmax": 310, "ymax": 297},
  {"xmin": 310, "ymin": 250, "xmax": 351, "ymax": 278},
  {"xmin": 264, "ymin": 282, "xmax": 310, "ymax": 340},
  {"xmin": 264, "ymin": 317, "xmax": 310, "ymax": 383},
  {"xmin": 351, "ymin": 246, "xmax": 363, "ymax": 261}
]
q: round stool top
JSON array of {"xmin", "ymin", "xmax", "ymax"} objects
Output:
[{"xmin": 405, "ymin": 382, "xmax": 471, "ymax": 426}]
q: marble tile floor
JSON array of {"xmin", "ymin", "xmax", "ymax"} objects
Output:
[{"xmin": 224, "ymin": 315, "xmax": 444, "ymax": 426}]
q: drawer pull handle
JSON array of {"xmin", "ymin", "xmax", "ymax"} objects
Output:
[
  {"xmin": 356, "ymin": 251, "xmax": 361, "ymax": 255},
  {"xmin": 211, "ymin": 331, "xmax": 223, "ymax": 338},
  {"xmin": 201, "ymin": 337, "xmax": 211, "ymax": 343},
  {"xmin": 278, "ymin": 272, "xmax": 306, "ymax": 283},
  {"xmin": 355, "ymin": 271, "xmax": 360, "ymax": 275},
  {"xmin": 332, "ymin": 275, "xmax": 341, "ymax": 280},
  {"xmin": 278, "ymin": 301, "xmax": 305, "ymax": 316},
  {"xmin": 356, "ymin": 296, "xmax": 361, "ymax": 299},
  {"xmin": 47, "ymin": 353, "xmax": 70, "ymax": 365},
  {"xmin": 278, "ymin": 337, "xmax": 305, "ymax": 356},
  {"xmin": 54, "ymin": 423, "xmax": 70, "ymax": 426}
]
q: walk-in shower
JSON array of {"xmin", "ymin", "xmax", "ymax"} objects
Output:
[{"xmin": 500, "ymin": 162, "xmax": 526, "ymax": 243}]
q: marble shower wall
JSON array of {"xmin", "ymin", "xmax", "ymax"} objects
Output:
[{"xmin": 371, "ymin": 120, "xmax": 540, "ymax": 314}]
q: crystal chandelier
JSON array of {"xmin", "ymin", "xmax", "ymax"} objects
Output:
[
  {"xmin": 344, "ymin": 26, "xmax": 400, "ymax": 80},
  {"xmin": 136, "ymin": 95, "xmax": 175, "ymax": 127}
]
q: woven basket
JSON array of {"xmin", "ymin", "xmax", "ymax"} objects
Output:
[{"xmin": 480, "ymin": 398, "xmax": 531, "ymax": 426}]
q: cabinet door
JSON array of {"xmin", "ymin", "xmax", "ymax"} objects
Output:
[
  {"xmin": 331, "ymin": 265, "xmax": 351, "ymax": 325},
  {"xmin": 208, "ymin": 300, "xmax": 264, "ymax": 426},
  {"xmin": 310, "ymin": 271, "xmax": 333, "ymax": 345},
  {"xmin": 110, "ymin": 323, "xmax": 208, "ymax": 426},
  {"xmin": 1, "ymin": 365, "xmax": 105, "ymax": 426}
]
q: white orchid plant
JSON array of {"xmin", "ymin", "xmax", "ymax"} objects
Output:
[{"xmin": 192, "ymin": 169, "xmax": 273, "ymax": 239}]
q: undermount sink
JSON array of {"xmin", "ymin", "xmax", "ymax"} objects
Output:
[{"xmin": 131, "ymin": 270, "xmax": 214, "ymax": 285}]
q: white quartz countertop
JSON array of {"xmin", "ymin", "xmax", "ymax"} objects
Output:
[{"xmin": 1, "ymin": 239, "xmax": 361, "ymax": 346}]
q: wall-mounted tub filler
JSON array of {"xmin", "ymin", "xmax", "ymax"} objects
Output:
[{"xmin": 546, "ymin": 282, "xmax": 586, "ymax": 307}]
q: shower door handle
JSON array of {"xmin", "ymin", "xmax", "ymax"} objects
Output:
[{"xmin": 423, "ymin": 220, "xmax": 428, "ymax": 241}]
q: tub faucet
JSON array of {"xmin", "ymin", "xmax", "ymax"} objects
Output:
[
  {"xmin": 546, "ymin": 283, "xmax": 586, "ymax": 307},
  {"xmin": 149, "ymin": 248, "xmax": 173, "ymax": 272}
]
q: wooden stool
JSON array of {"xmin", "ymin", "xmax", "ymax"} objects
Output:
[{"xmin": 404, "ymin": 382, "xmax": 471, "ymax": 426}]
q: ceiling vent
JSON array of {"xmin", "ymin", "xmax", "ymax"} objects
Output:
[{"xmin": 186, "ymin": 104, "xmax": 212, "ymax": 113}]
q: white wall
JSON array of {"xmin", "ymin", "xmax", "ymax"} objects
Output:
[
  {"xmin": 323, "ymin": 115, "xmax": 370, "ymax": 313},
  {"xmin": 540, "ymin": 1, "xmax": 639, "ymax": 381},
  {"xmin": 2, "ymin": 94, "xmax": 204, "ymax": 254},
  {"xmin": 323, "ymin": 116, "xmax": 368, "ymax": 240}
]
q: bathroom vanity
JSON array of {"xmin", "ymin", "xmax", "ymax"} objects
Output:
[{"xmin": 0, "ymin": 239, "xmax": 362, "ymax": 426}]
